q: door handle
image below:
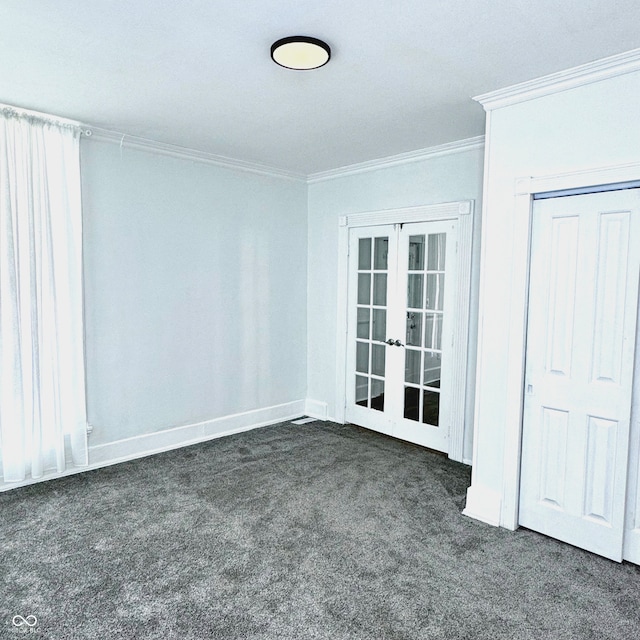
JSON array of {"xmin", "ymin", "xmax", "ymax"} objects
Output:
[{"xmin": 385, "ymin": 339, "xmax": 405, "ymax": 347}]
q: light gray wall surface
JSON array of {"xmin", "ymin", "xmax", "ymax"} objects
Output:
[
  {"xmin": 81, "ymin": 140, "xmax": 308, "ymax": 446},
  {"xmin": 306, "ymin": 148, "xmax": 485, "ymax": 462}
]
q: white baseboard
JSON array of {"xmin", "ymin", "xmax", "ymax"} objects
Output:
[
  {"xmin": 462, "ymin": 483, "xmax": 502, "ymax": 527},
  {"xmin": 89, "ymin": 400, "xmax": 306, "ymax": 466},
  {"xmin": 304, "ymin": 399, "xmax": 328, "ymax": 420},
  {"xmin": 0, "ymin": 400, "xmax": 305, "ymax": 492}
]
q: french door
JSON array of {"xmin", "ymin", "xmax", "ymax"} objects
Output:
[
  {"xmin": 345, "ymin": 220, "xmax": 457, "ymax": 453},
  {"xmin": 519, "ymin": 189, "xmax": 640, "ymax": 562}
]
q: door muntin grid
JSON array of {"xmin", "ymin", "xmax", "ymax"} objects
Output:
[
  {"xmin": 404, "ymin": 233, "xmax": 445, "ymax": 425},
  {"xmin": 355, "ymin": 236, "xmax": 389, "ymax": 411}
]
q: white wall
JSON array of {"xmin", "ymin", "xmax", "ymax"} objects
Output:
[
  {"xmin": 81, "ymin": 139, "xmax": 308, "ymax": 448},
  {"xmin": 467, "ymin": 69, "xmax": 640, "ymax": 526},
  {"xmin": 306, "ymin": 147, "xmax": 485, "ymax": 462}
]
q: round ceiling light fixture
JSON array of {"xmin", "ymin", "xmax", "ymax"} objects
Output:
[{"xmin": 270, "ymin": 36, "xmax": 331, "ymax": 70}]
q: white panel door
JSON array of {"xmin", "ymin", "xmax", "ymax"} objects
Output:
[
  {"xmin": 393, "ymin": 221, "xmax": 457, "ymax": 452},
  {"xmin": 346, "ymin": 225, "xmax": 398, "ymax": 437},
  {"xmin": 623, "ymin": 304, "xmax": 640, "ymax": 564},
  {"xmin": 519, "ymin": 189, "xmax": 640, "ymax": 561},
  {"xmin": 345, "ymin": 221, "xmax": 457, "ymax": 453}
]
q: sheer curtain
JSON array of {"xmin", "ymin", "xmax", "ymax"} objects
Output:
[{"xmin": 0, "ymin": 107, "xmax": 87, "ymax": 482}]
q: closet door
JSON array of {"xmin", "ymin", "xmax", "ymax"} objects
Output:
[
  {"xmin": 623, "ymin": 306, "xmax": 640, "ymax": 564},
  {"xmin": 519, "ymin": 189, "xmax": 640, "ymax": 561}
]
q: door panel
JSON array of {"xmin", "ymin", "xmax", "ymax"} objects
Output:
[
  {"xmin": 624, "ymin": 274, "xmax": 640, "ymax": 564},
  {"xmin": 394, "ymin": 222, "xmax": 456, "ymax": 451},
  {"xmin": 519, "ymin": 189, "xmax": 640, "ymax": 562},
  {"xmin": 346, "ymin": 225, "xmax": 397, "ymax": 435}
]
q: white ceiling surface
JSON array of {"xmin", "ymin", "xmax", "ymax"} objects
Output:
[{"xmin": 2, "ymin": 1, "xmax": 639, "ymax": 175}]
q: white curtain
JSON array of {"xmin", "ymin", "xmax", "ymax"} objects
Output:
[{"xmin": 0, "ymin": 108, "xmax": 87, "ymax": 482}]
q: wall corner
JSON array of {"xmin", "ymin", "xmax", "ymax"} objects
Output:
[{"xmin": 304, "ymin": 399, "xmax": 329, "ymax": 420}]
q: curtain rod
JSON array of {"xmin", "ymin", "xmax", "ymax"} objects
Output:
[{"xmin": 0, "ymin": 102, "xmax": 83, "ymax": 128}]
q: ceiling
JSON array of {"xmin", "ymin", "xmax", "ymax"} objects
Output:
[{"xmin": 2, "ymin": 1, "xmax": 639, "ymax": 175}]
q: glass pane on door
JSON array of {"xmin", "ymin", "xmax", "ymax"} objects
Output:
[
  {"xmin": 354, "ymin": 234, "xmax": 389, "ymax": 412},
  {"xmin": 425, "ymin": 274, "xmax": 445, "ymax": 311},
  {"xmin": 406, "ymin": 311, "xmax": 422, "ymax": 346},
  {"xmin": 403, "ymin": 233, "xmax": 446, "ymax": 426},
  {"xmin": 357, "ymin": 307, "xmax": 370, "ymax": 339},
  {"xmin": 407, "ymin": 274, "xmax": 423, "ymax": 308},
  {"xmin": 405, "ymin": 349, "xmax": 421, "ymax": 384},
  {"xmin": 408, "ymin": 235, "xmax": 425, "ymax": 270},
  {"xmin": 372, "ymin": 309, "xmax": 386, "ymax": 342},
  {"xmin": 358, "ymin": 238, "xmax": 372, "ymax": 270}
]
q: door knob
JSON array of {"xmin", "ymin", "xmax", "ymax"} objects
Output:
[
  {"xmin": 385, "ymin": 338, "xmax": 395, "ymax": 345},
  {"xmin": 394, "ymin": 339, "xmax": 404, "ymax": 347}
]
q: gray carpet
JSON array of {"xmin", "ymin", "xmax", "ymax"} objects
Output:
[{"xmin": 1, "ymin": 421, "xmax": 639, "ymax": 639}]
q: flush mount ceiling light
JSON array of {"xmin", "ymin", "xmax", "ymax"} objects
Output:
[{"xmin": 270, "ymin": 36, "xmax": 331, "ymax": 70}]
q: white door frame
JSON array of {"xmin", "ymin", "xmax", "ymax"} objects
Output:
[
  {"xmin": 335, "ymin": 200, "xmax": 474, "ymax": 462},
  {"xmin": 497, "ymin": 161, "xmax": 640, "ymax": 530}
]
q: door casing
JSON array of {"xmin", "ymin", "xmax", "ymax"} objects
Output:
[
  {"xmin": 335, "ymin": 201, "xmax": 475, "ymax": 463},
  {"xmin": 486, "ymin": 163, "xmax": 640, "ymax": 532}
]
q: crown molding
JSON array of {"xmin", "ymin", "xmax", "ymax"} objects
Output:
[
  {"xmin": 82, "ymin": 127, "xmax": 307, "ymax": 182},
  {"xmin": 81, "ymin": 128, "xmax": 485, "ymax": 183},
  {"xmin": 307, "ymin": 136, "xmax": 485, "ymax": 184},
  {"xmin": 475, "ymin": 47, "xmax": 640, "ymax": 111}
]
